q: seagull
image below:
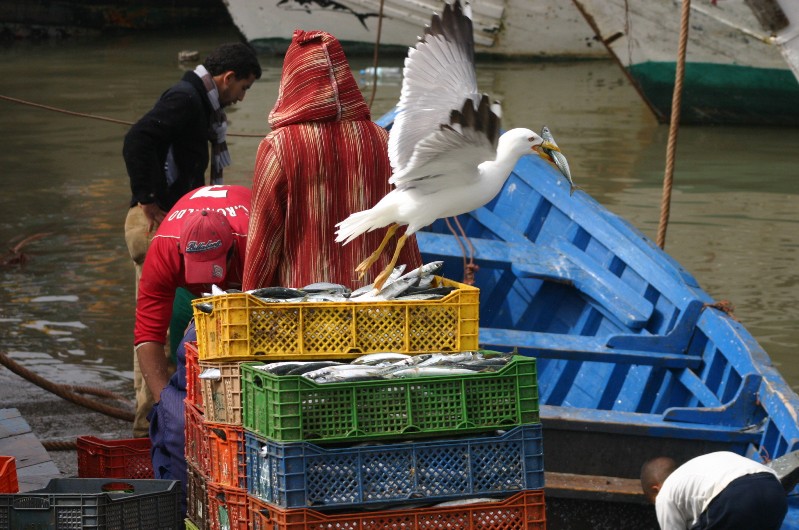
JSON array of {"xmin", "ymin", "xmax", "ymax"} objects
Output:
[{"xmin": 335, "ymin": 0, "xmax": 569, "ymax": 290}]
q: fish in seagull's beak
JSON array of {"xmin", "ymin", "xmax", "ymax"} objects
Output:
[
  {"xmin": 534, "ymin": 141, "xmax": 560, "ymax": 164},
  {"xmin": 538, "ymin": 127, "xmax": 578, "ymax": 196}
]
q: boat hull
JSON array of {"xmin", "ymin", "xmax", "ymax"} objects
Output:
[
  {"xmin": 0, "ymin": 0, "xmax": 231, "ymax": 38},
  {"xmin": 371, "ymin": 103, "xmax": 799, "ymax": 527},
  {"xmin": 572, "ymin": 0, "xmax": 799, "ymax": 125},
  {"xmin": 224, "ymin": 0, "xmax": 607, "ymax": 59}
]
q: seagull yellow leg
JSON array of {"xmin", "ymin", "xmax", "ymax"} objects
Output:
[
  {"xmin": 355, "ymin": 224, "xmax": 398, "ymax": 278},
  {"xmin": 372, "ymin": 234, "xmax": 408, "ymax": 291}
]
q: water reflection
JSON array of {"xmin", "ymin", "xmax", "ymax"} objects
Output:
[{"xmin": 0, "ymin": 28, "xmax": 797, "ymax": 397}]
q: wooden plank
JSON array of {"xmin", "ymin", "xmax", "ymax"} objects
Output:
[
  {"xmin": 541, "ymin": 404, "xmax": 763, "ymax": 443},
  {"xmin": 0, "ymin": 408, "xmax": 61, "ymax": 492},
  {"xmin": 545, "ymin": 471, "xmax": 648, "ymax": 503}
]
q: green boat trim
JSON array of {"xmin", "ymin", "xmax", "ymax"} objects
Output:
[{"xmin": 628, "ymin": 61, "xmax": 799, "ymax": 126}]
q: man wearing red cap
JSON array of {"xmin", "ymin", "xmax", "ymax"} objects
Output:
[{"xmin": 134, "ymin": 184, "xmax": 250, "ymax": 435}]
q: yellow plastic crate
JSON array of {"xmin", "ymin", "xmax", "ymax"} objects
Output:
[{"xmin": 192, "ymin": 277, "xmax": 479, "ymax": 361}]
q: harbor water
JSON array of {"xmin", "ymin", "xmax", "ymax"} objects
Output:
[{"xmin": 0, "ymin": 27, "xmax": 797, "ymax": 456}]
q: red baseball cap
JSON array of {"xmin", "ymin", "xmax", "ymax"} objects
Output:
[{"xmin": 179, "ymin": 210, "xmax": 234, "ymax": 285}]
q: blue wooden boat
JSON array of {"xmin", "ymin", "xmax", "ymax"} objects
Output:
[{"xmin": 376, "ymin": 110, "xmax": 799, "ymax": 529}]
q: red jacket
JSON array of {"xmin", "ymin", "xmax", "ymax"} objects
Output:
[
  {"xmin": 243, "ymin": 30, "xmax": 421, "ymax": 290},
  {"xmin": 135, "ymin": 185, "xmax": 251, "ymax": 345}
]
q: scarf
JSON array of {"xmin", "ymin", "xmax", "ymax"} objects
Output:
[{"xmin": 194, "ymin": 64, "xmax": 230, "ymax": 185}]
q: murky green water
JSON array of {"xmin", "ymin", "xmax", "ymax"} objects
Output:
[{"xmin": 0, "ymin": 25, "xmax": 797, "ymax": 417}]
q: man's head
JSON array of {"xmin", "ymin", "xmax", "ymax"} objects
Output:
[
  {"xmin": 204, "ymin": 42, "xmax": 262, "ymax": 107},
  {"xmin": 640, "ymin": 457, "xmax": 678, "ymax": 503},
  {"xmin": 180, "ymin": 210, "xmax": 235, "ymax": 285}
]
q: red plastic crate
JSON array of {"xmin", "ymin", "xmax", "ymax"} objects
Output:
[
  {"xmin": 206, "ymin": 422, "xmax": 246, "ymax": 489},
  {"xmin": 76, "ymin": 436, "xmax": 153, "ymax": 479},
  {"xmin": 206, "ymin": 482, "xmax": 249, "ymax": 530},
  {"xmin": 187, "ymin": 462, "xmax": 209, "ymax": 530},
  {"xmin": 0, "ymin": 456, "xmax": 18, "ymax": 493},
  {"xmin": 186, "ymin": 341, "xmax": 204, "ymax": 412},
  {"xmin": 248, "ymin": 490, "xmax": 546, "ymax": 530},
  {"xmin": 185, "ymin": 403, "xmax": 210, "ymax": 477}
]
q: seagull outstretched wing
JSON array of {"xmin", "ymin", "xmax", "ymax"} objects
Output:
[
  {"xmin": 389, "ymin": 0, "xmax": 484, "ymax": 175},
  {"xmin": 389, "ymin": 96, "xmax": 500, "ymax": 194}
]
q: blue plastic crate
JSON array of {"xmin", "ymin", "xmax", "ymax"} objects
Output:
[{"xmin": 245, "ymin": 424, "xmax": 544, "ymax": 510}]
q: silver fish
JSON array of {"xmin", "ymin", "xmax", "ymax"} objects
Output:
[
  {"xmin": 395, "ymin": 261, "xmax": 444, "ymax": 284},
  {"xmin": 256, "ymin": 361, "xmax": 318, "ymax": 375},
  {"xmin": 434, "ymin": 497, "xmax": 502, "ymax": 507},
  {"xmin": 417, "ymin": 352, "xmax": 480, "ymax": 366},
  {"xmin": 198, "ymin": 368, "xmax": 221, "ymax": 380},
  {"xmin": 350, "ymin": 265, "xmax": 407, "ymax": 298},
  {"xmin": 541, "ymin": 126, "xmax": 577, "ymax": 196},
  {"xmin": 391, "ymin": 293, "xmax": 444, "ymax": 301},
  {"xmin": 285, "ymin": 361, "xmax": 344, "ymax": 375},
  {"xmin": 351, "ymin": 352, "xmax": 412, "ymax": 366},
  {"xmin": 301, "ymin": 282, "xmax": 352, "ymax": 297},
  {"xmin": 309, "ymin": 365, "xmax": 385, "ymax": 383},
  {"xmin": 386, "ymin": 366, "xmax": 477, "ymax": 378},
  {"xmin": 195, "ymin": 302, "xmax": 213, "ymax": 314},
  {"xmin": 248, "ymin": 286, "xmax": 307, "ymax": 299}
]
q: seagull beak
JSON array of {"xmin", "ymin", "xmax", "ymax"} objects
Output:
[
  {"xmin": 541, "ymin": 140, "xmax": 560, "ymax": 153},
  {"xmin": 533, "ymin": 143, "xmax": 556, "ymax": 164}
]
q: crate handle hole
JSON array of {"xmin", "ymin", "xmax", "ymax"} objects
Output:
[{"xmin": 102, "ymin": 481, "xmax": 135, "ymax": 493}]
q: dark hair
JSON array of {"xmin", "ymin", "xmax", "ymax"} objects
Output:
[
  {"xmin": 640, "ymin": 457, "xmax": 678, "ymax": 493},
  {"xmin": 204, "ymin": 42, "xmax": 262, "ymax": 80}
]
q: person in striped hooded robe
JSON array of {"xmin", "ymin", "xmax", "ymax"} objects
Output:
[{"xmin": 243, "ymin": 30, "xmax": 422, "ymax": 290}]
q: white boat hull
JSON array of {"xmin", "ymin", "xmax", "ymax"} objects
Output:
[
  {"xmin": 572, "ymin": 0, "xmax": 799, "ymax": 125},
  {"xmin": 223, "ymin": 0, "xmax": 608, "ymax": 59}
]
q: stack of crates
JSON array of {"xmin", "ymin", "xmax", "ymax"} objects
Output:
[
  {"xmin": 188, "ymin": 276, "xmax": 547, "ymax": 530},
  {"xmin": 184, "ymin": 338, "xmax": 249, "ymax": 530}
]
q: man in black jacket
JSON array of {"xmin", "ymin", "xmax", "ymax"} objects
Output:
[{"xmin": 123, "ymin": 42, "xmax": 261, "ymax": 437}]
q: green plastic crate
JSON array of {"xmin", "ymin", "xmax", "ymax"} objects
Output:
[
  {"xmin": 241, "ymin": 355, "xmax": 538, "ymax": 443},
  {"xmin": 0, "ymin": 478, "xmax": 179, "ymax": 530},
  {"xmin": 186, "ymin": 518, "xmax": 200, "ymax": 530}
]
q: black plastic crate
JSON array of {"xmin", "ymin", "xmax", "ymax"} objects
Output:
[{"xmin": 0, "ymin": 478, "xmax": 180, "ymax": 529}]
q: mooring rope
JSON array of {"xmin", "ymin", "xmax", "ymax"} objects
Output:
[
  {"xmin": 41, "ymin": 440, "xmax": 78, "ymax": 451},
  {"xmin": 368, "ymin": 0, "xmax": 387, "ymax": 110},
  {"xmin": 0, "ymin": 94, "xmax": 265, "ymax": 138},
  {"xmin": 0, "ymin": 352, "xmax": 134, "ymax": 422},
  {"xmin": 656, "ymin": 0, "xmax": 691, "ymax": 249}
]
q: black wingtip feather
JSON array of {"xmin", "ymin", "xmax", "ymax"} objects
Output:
[
  {"xmin": 419, "ymin": 0, "xmax": 474, "ymax": 61},
  {"xmin": 448, "ymin": 95, "xmax": 501, "ymax": 149}
]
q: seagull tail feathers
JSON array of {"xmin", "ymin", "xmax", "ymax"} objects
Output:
[{"xmin": 335, "ymin": 209, "xmax": 386, "ymax": 245}]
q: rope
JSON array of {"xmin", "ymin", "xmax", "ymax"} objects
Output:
[
  {"xmin": 368, "ymin": 0, "xmax": 387, "ymax": 110},
  {"xmin": 42, "ymin": 440, "xmax": 78, "ymax": 451},
  {"xmin": 0, "ymin": 352, "xmax": 134, "ymax": 422},
  {"xmin": 656, "ymin": 0, "xmax": 691, "ymax": 249},
  {"xmin": 0, "ymin": 94, "xmax": 265, "ymax": 138},
  {"xmin": 452, "ymin": 216, "xmax": 478, "ymax": 285},
  {"xmin": 444, "ymin": 216, "xmax": 479, "ymax": 285}
]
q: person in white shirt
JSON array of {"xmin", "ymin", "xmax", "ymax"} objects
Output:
[{"xmin": 640, "ymin": 451, "xmax": 787, "ymax": 529}]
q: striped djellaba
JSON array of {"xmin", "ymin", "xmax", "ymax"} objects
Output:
[{"xmin": 243, "ymin": 30, "xmax": 421, "ymax": 290}]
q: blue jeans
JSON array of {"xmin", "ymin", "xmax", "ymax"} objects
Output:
[
  {"xmin": 693, "ymin": 472, "xmax": 787, "ymax": 530},
  {"xmin": 149, "ymin": 321, "xmax": 196, "ymax": 517}
]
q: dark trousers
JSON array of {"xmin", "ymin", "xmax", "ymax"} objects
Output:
[{"xmin": 692, "ymin": 472, "xmax": 787, "ymax": 530}]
